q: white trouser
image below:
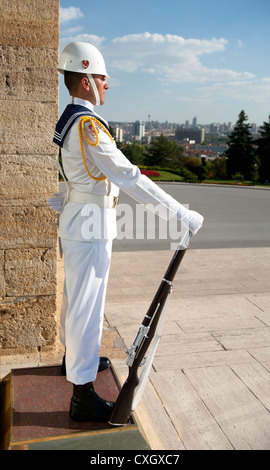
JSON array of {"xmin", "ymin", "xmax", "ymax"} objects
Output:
[{"xmin": 60, "ymin": 238, "xmax": 112, "ymax": 385}]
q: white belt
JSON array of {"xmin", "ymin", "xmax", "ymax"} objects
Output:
[{"xmin": 69, "ymin": 190, "xmax": 119, "ymax": 208}]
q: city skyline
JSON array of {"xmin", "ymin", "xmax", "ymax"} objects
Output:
[{"xmin": 59, "ymin": 0, "xmax": 270, "ymax": 126}]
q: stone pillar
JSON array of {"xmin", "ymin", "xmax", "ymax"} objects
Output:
[{"xmin": 0, "ymin": 1, "xmax": 59, "ymax": 358}]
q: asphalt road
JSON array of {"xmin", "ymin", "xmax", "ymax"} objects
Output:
[{"xmin": 112, "ymin": 183, "xmax": 270, "ymax": 251}]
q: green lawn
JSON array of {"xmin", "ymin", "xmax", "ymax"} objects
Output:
[
  {"xmin": 148, "ymin": 172, "xmax": 266, "ymax": 186},
  {"xmin": 150, "ymin": 171, "xmax": 185, "ymax": 182}
]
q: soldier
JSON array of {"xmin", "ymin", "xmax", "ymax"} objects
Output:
[{"xmin": 49, "ymin": 41, "xmax": 203, "ymax": 423}]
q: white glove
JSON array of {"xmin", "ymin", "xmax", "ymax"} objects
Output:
[
  {"xmin": 177, "ymin": 206, "xmax": 204, "ymax": 235},
  {"xmin": 46, "ymin": 191, "xmax": 66, "ymax": 214}
]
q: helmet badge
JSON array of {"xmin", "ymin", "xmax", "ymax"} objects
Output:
[{"xmin": 82, "ymin": 60, "xmax": 89, "ymax": 69}]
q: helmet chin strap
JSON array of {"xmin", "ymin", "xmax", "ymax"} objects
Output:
[{"xmin": 87, "ymin": 74, "xmax": 100, "ymax": 106}]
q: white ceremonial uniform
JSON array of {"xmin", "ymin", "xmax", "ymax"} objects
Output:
[{"xmin": 59, "ymin": 96, "xmax": 202, "ymax": 385}]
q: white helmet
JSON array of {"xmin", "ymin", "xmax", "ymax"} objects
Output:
[
  {"xmin": 58, "ymin": 41, "xmax": 109, "ymax": 106},
  {"xmin": 58, "ymin": 41, "xmax": 109, "ymax": 77}
]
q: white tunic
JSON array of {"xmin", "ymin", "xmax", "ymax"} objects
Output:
[{"xmin": 59, "ymin": 97, "xmax": 183, "ymax": 243}]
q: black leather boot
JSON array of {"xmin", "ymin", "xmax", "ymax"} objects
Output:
[
  {"xmin": 61, "ymin": 355, "xmax": 111, "ymax": 376},
  {"xmin": 69, "ymin": 382, "xmax": 115, "ymax": 422},
  {"xmin": 98, "ymin": 357, "xmax": 111, "ymax": 372}
]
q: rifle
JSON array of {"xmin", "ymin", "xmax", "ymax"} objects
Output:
[{"xmin": 109, "ymin": 230, "xmax": 191, "ymax": 426}]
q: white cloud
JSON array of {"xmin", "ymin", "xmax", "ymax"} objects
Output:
[
  {"xmin": 63, "ymin": 33, "xmax": 105, "ymax": 47},
  {"xmin": 59, "ymin": 6, "xmax": 84, "ymax": 24},
  {"xmin": 102, "ymin": 32, "xmax": 253, "ymax": 83},
  {"xmin": 59, "ymin": 6, "xmax": 105, "ymax": 51},
  {"xmin": 61, "ymin": 26, "xmax": 84, "ymax": 34},
  {"xmin": 197, "ymin": 78, "xmax": 270, "ymax": 103},
  {"xmin": 111, "ymin": 32, "xmax": 226, "ymax": 50}
]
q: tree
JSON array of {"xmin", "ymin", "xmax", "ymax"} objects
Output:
[
  {"xmin": 225, "ymin": 110, "xmax": 257, "ymax": 180},
  {"xmin": 197, "ymin": 157, "xmax": 209, "ymax": 182},
  {"xmin": 256, "ymin": 116, "xmax": 270, "ymax": 183},
  {"xmin": 144, "ymin": 134, "xmax": 184, "ymax": 168},
  {"xmin": 120, "ymin": 143, "xmax": 146, "ymax": 166},
  {"xmin": 209, "ymin": 156, "xmax": 227, "ymax": 180},
  {"xmin": 183, "ymin": 156, "xmax": 210, "ymax": 182}
]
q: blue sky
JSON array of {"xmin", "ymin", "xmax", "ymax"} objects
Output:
[{"xmin": 59, "ymin": 0, "xmax": 270, "ymax": 127}]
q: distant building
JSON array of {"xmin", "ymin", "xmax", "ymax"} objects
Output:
[
  {"xmin": 114, "ymin": 125, "xmax": 123, "ymax": 143},
  {"xmin": 134, "ymin": 120, "xmax": 145, "ymax": 140},
  {"xmin": 251, "ymin": 123, "xmax": 257, "ymax": 133},
  {"xmin": 175, "ymin": 127, "xmax": 205, "ymax": 144}
]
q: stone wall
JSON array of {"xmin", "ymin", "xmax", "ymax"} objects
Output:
[{"xmin": 0, "ymin": 1, "xmax": 59, "ymax": 356}]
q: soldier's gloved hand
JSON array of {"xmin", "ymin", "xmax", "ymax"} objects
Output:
[{"xmin": 177, "ymin": 206, "xmax": 204, "ymax": 235}]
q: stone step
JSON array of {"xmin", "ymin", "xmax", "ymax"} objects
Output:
[{"xmin": 0, "ymin": 364, "xmax": 150, "ymax": 450}]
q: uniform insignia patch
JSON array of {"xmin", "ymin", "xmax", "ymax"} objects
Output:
[
  {"xmin": 82, "ymin": 60, "xmax": 89, "ymax": 69},
  {"xmin": 87, "ymin": 123, "xmax": 99, "ymax": 136}
]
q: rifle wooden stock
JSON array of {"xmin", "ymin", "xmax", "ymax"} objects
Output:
[{"xmin": 109, "ymin": 241, "xmax": 188, "ymax": 426}]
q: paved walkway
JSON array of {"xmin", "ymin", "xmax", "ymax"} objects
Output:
[
  {"xmin": 105, "ymin": 246, "xmax": 270, "ymax": 450},
  {"xmin": 2, "ymin": 246, "xmax": 270, "ymax": 450}
]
